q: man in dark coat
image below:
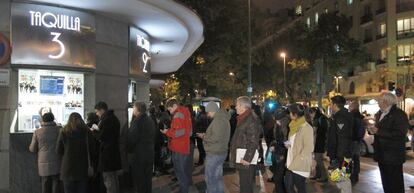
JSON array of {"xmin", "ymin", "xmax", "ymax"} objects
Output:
[
  {"xmin": 94, "ymin": 101, "xmax": 122, "ymax": 193},
  {"xmin": 349, "ymin": 101, "xmax": 365, "ymax": 184},
  {"xmin": 230, "ymin": 96, "xmax": 261, "ymax": 193},
  {"xmin": 127, "ymin": 102, "xmax": 155, "ymax": 193},
  {"xmin": 195, "ymin": 105, "xmax": 209, "ymax": 165},
  {"xmin": 371, "ymin": 92, "xmax": 409, "ymax": 193},
  {"xmin": 327, "ymin": 96, "xmax": 354, "ymax": 168}
]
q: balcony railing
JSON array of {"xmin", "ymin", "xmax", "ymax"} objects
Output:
[
  {"xmin": 376, "ymin": 33, "xmax": 386, "ymax": 40},
  {"xmin": 376, "ymin": 7, "xmax": 386, "ymax": 15},
  {"xmin": 376, "ymin": 59, "xmax": 387, "ymax": 65},
  {"xmin": 397, "ymin": 56, "xmax": 412, "ymax": 66},
  {"xmin": 363, "ymin": 37, "xmax": 373, "ymax": 43},
  {"xmin": 397, "ymin": 29, "xmax": 414, "ymax": 40},
  {"xmin": 397, "ymin": 2, "xmax": 414, "ymax": 13},
  {"xmin": 360, "ymin": 14, "xmax": 373, "ymax": 25}
]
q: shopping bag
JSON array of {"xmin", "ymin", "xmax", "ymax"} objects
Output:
[{"xmin": 264, "ymin": 151, "xmax": 273, "ymax": 166}]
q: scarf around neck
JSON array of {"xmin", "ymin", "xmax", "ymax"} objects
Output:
[
  {"xmin": 237, "ymin": 109, "xmax": 252, "ymax": 126},
  {"xmin": 288, "ymin": 116, "xmax": 306, "ymax": 138}
]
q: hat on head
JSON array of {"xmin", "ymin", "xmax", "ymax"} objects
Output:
[{"xmin": 205, "ymin": 102, "xmax": 219, "ymax": 113}]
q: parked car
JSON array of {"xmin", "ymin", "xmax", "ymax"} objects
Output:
[{"xmin": 360, "ymin": 117, "xmax": 412, "ymax": 156}]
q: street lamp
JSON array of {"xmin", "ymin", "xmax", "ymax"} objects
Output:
[
  {"xmin": 229, "ymin": 72, "xmax": 235, "ymax": 76},
  {"xmin": 334, "ymin": 75, "xmax": 343, "ymax": 93},
  {"xmin": 280, "ymin": 52, "xmax": 287, "ymax": 99}
]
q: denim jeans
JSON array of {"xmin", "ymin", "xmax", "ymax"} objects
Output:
[
  {"xmin": 103, "ymin": 171, "xmax": 119, "ymax": 193},
  {"xmin": 205, "ymin": 153, "xmax": 227, "ymax": 193},
  {"xmin": 172, "ymin": 152, "xmax": 190, "ymax": 193},
  {"xmin": 63, "ymin": 180, "xmax": 88, "ymax": 193}
]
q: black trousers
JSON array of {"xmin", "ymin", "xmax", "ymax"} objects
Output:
[
  {"xmin": 154, "ymin": 145, "xmax": 162, "ymax": 171},
  {"xmin": 378, "ymin": 163, "xmax": 404, "ymax": 193},
  {"xmin": 238, "ymin": 166, "xmax": 255, "ymax": 193},
  {"xmin": 272, "ymin": 163, "xmax": 286, "ymax": 193},
  {"xmin": 41, "ymin": 175, "xmax": 60, "ymax": 193},
  {"xmin": 285, "ymin": 170, "xmax": 307, "ymax": 193},
  {"xmin": 196, "ymin": 137, "xmax": 205, "ymax": 163}
]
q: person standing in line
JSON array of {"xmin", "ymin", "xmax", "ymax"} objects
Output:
[
  {"xmin": 309, "ymin": 107, "xmax": 329, "ymax": 183},
  {"xmin": 186, "ymin": 104, "xmax": 195, "ymax": 185},
  {"xmin": 161, "ymin": 99, "xmax": 192, "ymax": 193},
  {"xmin": 370, "ymin": 92, "xmax": 408, "ymax": 193},
  {"xmin": 348, "ymin": 101, "xmax": 364, "ymax": 185},
  {"xmin": 93, "ymin": 102, "xmax": 122, "ymax": 193},
  {"xmin": 158, "ymin": 105, "xmax": 171, "ymax": 173},
  {"xmin": 327, "ymin": 96, "xmax": 354, "ymax": 193},
  {"xmin": 30, "ymin": 112, "xmax": 62, "ymax": 193},
  {"xmin": 229, "ymin": 96, "xmax": 261, "ymax": 193},
  {"xmin": 127, "ymin": 102, "xmax": 155, "ymax": 193},
  {"xmin": 197, "ymin": 102, "xmax": 230, "ymax": 193},
  {"xmin": 56, "ymin": 113, "xmax": 92, "ymax": 193},
  {"xmin": 195, "ymin": 105, "xmax": 209, "ymax": 166},
  {"xmin": 270, "ymin": 107, "xmax": 290, "ymax": 193},
  {"xmin": 284, "ymin": 104, "xmax": 314, "ymax": 193}
]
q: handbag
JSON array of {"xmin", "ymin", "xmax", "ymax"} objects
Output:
[
  {"xmin": 264, "ymin": 151, "xmax": 273, "ymax": 166},
  {"xmin": 86, "ymin": 133, "xmax": 94, "ymax": 177}
]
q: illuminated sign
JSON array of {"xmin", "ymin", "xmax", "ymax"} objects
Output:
[
  {"xmin": 130, "ymin": 27, "xmax": 151, "ymax": 78},
  {"xmin": 11, "ymin": 3, "xmax": 96, "ymax": 69}
]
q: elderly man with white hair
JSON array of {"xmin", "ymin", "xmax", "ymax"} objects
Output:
[
  {"xmin": 370, "ymin": 92, "xmax": 409, "ymax": 193},
  {"xmin": 230, "ymin": 96, "xmax": 261, "ymax": 193}
]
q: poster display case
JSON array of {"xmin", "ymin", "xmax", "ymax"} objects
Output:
[{"xmin": 17, "ymin": 69, "xmax": 84, "ymax": 132}]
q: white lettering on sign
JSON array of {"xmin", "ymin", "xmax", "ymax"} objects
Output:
[
  {"xmin": 29, "ymin": 11, "xmax": 80, "ymax": 32},
  {"xmin": 137, "ymin": 34, "xmax": 150, "ymax": 52},
  {"xmin": 48, "ymin": 32, "xmax": 65, "ymax": 59},
  {"xmin": 136, "ymin": 34, "xmax": 150, "ymax": 73}
]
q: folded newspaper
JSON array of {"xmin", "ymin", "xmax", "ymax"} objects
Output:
[{"xmin": 236, "ymin": 148, "xmax": 259, "ymax": 165}]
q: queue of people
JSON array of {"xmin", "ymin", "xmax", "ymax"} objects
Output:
[{"xmin": 28, "ymin": 92, "xmax": 411, "ymax": 193}]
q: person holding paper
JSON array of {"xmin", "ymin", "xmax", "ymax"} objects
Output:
[
  {"xmin": 285, "ymin": 104, "xmax": 314, "ymax": 193},
  {"xmin": 197, "ymin": 102, "xmax": 230, "ymax": 193},
  {"xmin": 229, "ymin": 96, "xmax": 261, "ymax": 193}
]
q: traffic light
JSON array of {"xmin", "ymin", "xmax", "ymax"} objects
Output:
[{"xmin": 388, "ymin": 81, "xmax": 396, "ymax": 91}]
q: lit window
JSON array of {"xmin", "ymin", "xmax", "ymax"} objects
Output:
[
  {"xmin": 296, "ymin": 5, "xmax": 302, "ymax": 15},
  {"xmin": 348, "ymin": 0, "xmax": 353, "ymax": 5},
  {"xmin": 315, "ymin": 12, "xmax": 319, "ymax": 24},
  {"xmin": 397, "ymin": 44, "xmax": 414, "ymax": 63},
  {"xmin": 398, "ymin": 19, "xmax": 404, "ymax": 31},
  {"xmin": 335, "ymin": 44, "xmax": 340, "ymax": 52},
  {"xmin": 379, "ymin": 23, "xmax": 386, "ymax": 36},
  {"xmin": 307, "ymin": 17, "xmax": 311, "ymax": 28},
  {"xmin": 325, "ymin": 8, "xmax": 328, "ymax": 13}
]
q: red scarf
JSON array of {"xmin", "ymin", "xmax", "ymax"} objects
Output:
[{"xmin": 237, "ymin": 109, "xmax": 252, "ymax": 126}]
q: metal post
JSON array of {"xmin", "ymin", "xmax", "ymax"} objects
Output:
[
  {"xmin": 247, "ymin": 0, "xmax": 252, "ymax": 98},
  {"xmin": 283, "ymin": 56, "xmax": 287, "ymax": 99}
]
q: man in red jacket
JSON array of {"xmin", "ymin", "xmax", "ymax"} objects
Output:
[{"xmin": 161, "ymin": 99, "xmax": 192, "ymax": 193}]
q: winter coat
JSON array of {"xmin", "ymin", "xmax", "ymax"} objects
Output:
[
  {"xmin": 327, "ymin": 108, "xmax": 354, "ymax": 161},
  {"xmin": 195, "ymin": 112, "xmax": 209, "ymax": 133},
  {"xmin": 203, "ymin": 109, "xmax": 231, "ymax": 155},
  {"xmin": 374, "ymin": 105, "xmax": 409, "ymax": 165},
  {"xmin": 165, "ymin": 106, "xmax": 192, "ymax": 155},
  {"xmin": 96, "ymin": 110, "xmax": 122, "ymax": 172},
  {"xmin": 127, "ymin": 114, "xmax": 156, "ymax": 180},
  {"xmin": 56, "ymin": 128, "xmax": 93, "ymax": 181},
  {"xmin": 230, "ymin": 110, "xmax": 261, "ymax": 169},
  {"xmin": 29, "ymin": 122, "xmax": 62, "ymax": 177},
  {"xmin": 313, "ymin": 115, "xmax": 329, "ymax": 153},
  {"xmin": 286, "ymin": 121, "xmax": 314, "ymax": 174}
]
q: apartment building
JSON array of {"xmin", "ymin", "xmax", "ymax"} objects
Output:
[{"xmin": 293, "ymin": 0, "xmax": 414, "ymax": 114}]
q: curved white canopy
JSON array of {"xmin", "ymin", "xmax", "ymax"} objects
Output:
[{"xmin": 26, "ymin": 0, "xmax": 204, "ymax": 74}]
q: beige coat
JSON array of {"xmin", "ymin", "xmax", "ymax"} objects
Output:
[{"xmin": 287, "ymin": 122, "xmax": 314, "ymax": 173}]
